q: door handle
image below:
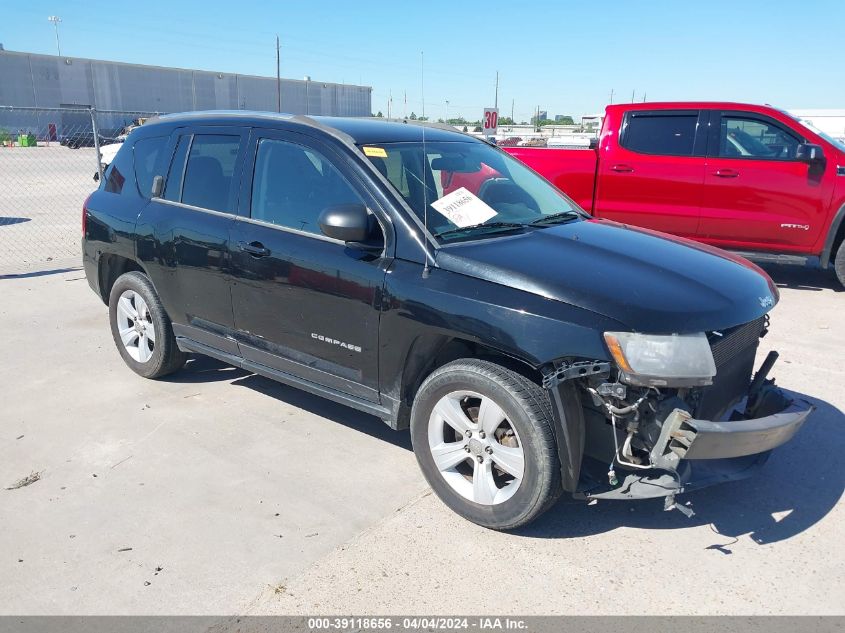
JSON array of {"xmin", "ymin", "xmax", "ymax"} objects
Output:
[
  {"xmin": 238, "ymin": 241, "xmax": 270, "ymax": 257},
  {"xmin": 610, "ymin": 164, "xmax": 634, "ymax": 172},
  {"xmin": 714, "ymin": 169, "xmax": 739, "ymax": 178}
]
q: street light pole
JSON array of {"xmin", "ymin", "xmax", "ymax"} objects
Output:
[
  {"xmin": 445, "ymin": 100, "xmax": 449, "ymax": 123},
  {"xmin": 48, "ymin": 16, "xmax": 62, "ymax": 57}
]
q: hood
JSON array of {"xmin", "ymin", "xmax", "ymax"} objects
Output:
[{"xmin": 435, "ymin": 219, "xmax": 778, "ymax": 333}]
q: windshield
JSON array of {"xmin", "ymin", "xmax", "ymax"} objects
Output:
[
  {"xmin": 783, "ymin": 112, "xmax": 845, "ymax": 153},
  {"xmin": 803, "ymin": 122, "xmax": 845, "ymax": 153},
  {"xmin": 360, "ymin": 140, "xmax": 585, "ymax": 242}
]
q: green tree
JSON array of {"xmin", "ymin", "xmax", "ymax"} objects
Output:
[
  {"xmin": 498, "ymin": 116, "xmax": 515, "ymax": 126},
  {"xmin": 376, "ymin": 111, "xmax": 384, "ymax": 118},
  {"xmin": 409, "ymin": 112, "xmax": 417, "ymax": 120}
]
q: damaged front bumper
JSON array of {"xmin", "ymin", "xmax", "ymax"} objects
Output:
[{"xmin": 583, "ymin": 394, "xmax": 813, "ymax": 502}]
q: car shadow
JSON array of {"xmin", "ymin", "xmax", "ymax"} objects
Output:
[
  {"xmin": 230, "ymin": 372, "xmax": 413, "ymax": 451},
  {"xmin": 518, "ymin": 391, "xmax": 844, "ymax": 546},
  {"xmin": 169, "ymin": 356, "xmax": 411, "ymax": 449},
  {"xmin": 171, "ymin": 358, "xmax": 841, "ymax": 544},
  {"xmin": 162, "ymin": 354, "xmax": 251, "ymax": 383},
  {"xmin": 758, "ymin": 263, "xmax": 843, "ymax": 293}
]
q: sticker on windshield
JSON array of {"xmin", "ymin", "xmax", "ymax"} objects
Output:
[
  {"xmin": 362, "ymin": 146, "xmax": 387, "ymax": 157},
  {"xmin": 430, "ymin": 187, "xmax": 497, "ymax": 228}
]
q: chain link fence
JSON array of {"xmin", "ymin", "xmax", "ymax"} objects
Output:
[{"xmin": 0, "ymin": 106, "xmax": 163, "ymax": 272}]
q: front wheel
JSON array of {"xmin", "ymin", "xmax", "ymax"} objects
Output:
[{"xmin": 410, "ymin": 359, "xmax": 561, "ymax": 530}]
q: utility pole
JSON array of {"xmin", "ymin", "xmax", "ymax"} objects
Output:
[
  {"xmin": 387, "ymin": 89, "xmax": 392, "ymax": 119},
  {"xmin": 494, "ymin": 71, "xmax": 499, "ymax": 109},
  {"xmin": 275, "ymin": 35, "xmax": 281, "ymax": 113},
  {"xmin": 609, "ymin": 88, "xmax": 614, "ymax": 105},
  {"xmin": 445, "ymin": 99, "xmax": 449, "ymax": 122},
  {"xmin": 511, "ymin": 99, "xmax": 514, "ymax": 125},
  {"xmin": 48, "ymin": 16, "xmax": 62, "ymax": 57},
  {"xmin": 403, "ymin": 91, "xmax": 407, "ymax": 119},
  {"xmin": 643, "ymin": 92, "xmax": 647, "ymax": 102},
  {"xmin": 631, "ymin": 89, "xmax": 635, "ymax": 103}
]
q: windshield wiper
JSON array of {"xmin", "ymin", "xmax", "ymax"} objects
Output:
[
  {"xmin": 529, "ymin": 210, "xmax": 582, "ymax": 225},
  {"xmin": 433, "ymin": 221, "xmax": 528, "ymax": 239}
]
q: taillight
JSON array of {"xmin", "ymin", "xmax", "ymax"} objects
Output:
[{"xmin": 82, "ymin": 193, "xmax": 92, "ymax": 236}]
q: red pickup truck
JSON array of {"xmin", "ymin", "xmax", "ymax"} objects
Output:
[{"xmin": 503, "ymin": 102, "xmax": 845, "ymax": 286}]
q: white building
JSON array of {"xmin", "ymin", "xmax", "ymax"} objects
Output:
[{"xmin": 789, "ymin": 109, "xmax": 845, "ymax": 143}]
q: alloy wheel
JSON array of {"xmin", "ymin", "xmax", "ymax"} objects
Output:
[
  {"xmin": 115, "ymin": 289, "xmax": 156, "ymax": 363},
  {"xmin": 427, "ymin": 390, "xmax": 524, "ymax": 505}
]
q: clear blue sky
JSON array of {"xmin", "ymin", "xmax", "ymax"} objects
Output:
[{"xmin": 3, "ymin": 0, "xmax": 843, "ymax": 122}]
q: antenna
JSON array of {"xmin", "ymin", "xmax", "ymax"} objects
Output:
[
  {"xmin": 421, "ymin": 50, "xmax": 430, "ymax": 279},
  {"xmin": 275, "ymin": 35, "xmax": 281, "ymax": 113}
]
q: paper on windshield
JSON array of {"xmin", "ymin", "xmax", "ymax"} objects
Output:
[{"xmin": 430, "ymin": 187, "xmax": 497, "ymax": 228}]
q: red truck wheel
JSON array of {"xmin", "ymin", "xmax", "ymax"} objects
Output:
[{"xmin": 834, "ymin": 241, "xmax": 845, "ymax": 288}]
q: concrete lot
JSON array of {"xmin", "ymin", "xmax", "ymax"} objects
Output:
[{"xmin": 0, "ymin": 259, "xmax": 843, "ymax": 615}]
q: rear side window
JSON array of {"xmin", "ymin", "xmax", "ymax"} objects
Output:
[
  {"xmin": 621, "ymin": 113, "xmax": 699, "ymax": 156},
  {"xmin": 175, "ymin": 134, "xmax": 241, "ymax": 212},
  {"xmin": 133, "ymin": 136, "xmax": 167, "ymax": 198},
  {"xmin": 164, "ymin": 134, "xmax": 241, "ymax": 213}
]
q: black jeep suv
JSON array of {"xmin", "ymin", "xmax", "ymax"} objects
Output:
[{"xmin": 82, "ymin": 111, "xmax": 812, "ymax": 529}]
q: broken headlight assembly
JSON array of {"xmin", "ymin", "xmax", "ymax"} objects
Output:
[{"xmin": 603, "ymin": 331, "xmax": 717, "ymax": 388}]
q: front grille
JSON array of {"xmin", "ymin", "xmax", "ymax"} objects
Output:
[
  {"xmin": 695, "ymin": 317, "xmax": 766, "ymax": 420},
  {"xmin": 709, "ymin": 317, "xmax": 766, "ymax": 368}
]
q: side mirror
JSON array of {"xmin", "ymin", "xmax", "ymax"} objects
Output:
[
  {"xmin": 318, "ymin": 203, "xmax": 371, "ymax": 243},
  {"xmin": 588, "ymin": 137, "xmax": 599, "ymax": 150},
  {"xmin": 796, "ymin": 143, "xmax": 825, "ymax": 164},
  {"xmin": 151, "ymin": 175, "xmax": 164, "ymax": 198}
]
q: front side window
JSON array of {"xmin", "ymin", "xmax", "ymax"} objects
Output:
[
  {"xmin": 133, "ymin": 136, "xmax": 167, "ymax": 198},
  {"xmin": 362, "ymin": 140, "xmax": 583, "ymax": 242},
  {"xmin": 621, "ymin": 113, "xmax": 699, "ymax": 156},
  {"xmin": 250, "ymin": 139, "xmax": 364, "ymax": 236},
  {"xmin": 718, "ymin": 116, "xmax": 800, "ymax": 160},
  {"xmin": 180, "ymin": 134, "xmax": 241, "ymax": 212}
]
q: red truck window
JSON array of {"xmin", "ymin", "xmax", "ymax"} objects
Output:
[
  {"xmin": 716, "ymin": 115, "xmax": 801, "ymax": 160},
  {"xmin": 621, "ymin": 112, "xmax": 699, "ymax": 156}
]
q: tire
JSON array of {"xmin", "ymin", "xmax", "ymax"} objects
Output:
[
  {"xmin": 410, "ymin": 359, "xmax": 561, "ymax": 530},
  {"xmin": 108, "ymin": 271, "xmax": 187, "ymax": 379},
  {"xmin": 834, "ymin": 240, "xmax": 845, "ymax": 288}
]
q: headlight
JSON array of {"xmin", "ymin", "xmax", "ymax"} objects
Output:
[{"xmin": 603, "ymin": 331, "xmax": 717, "ymax": 387}]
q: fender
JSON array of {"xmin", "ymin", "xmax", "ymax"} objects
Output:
[{"xmin": 819, "ymin": 202, "xmax": 845, "ymax": 269}]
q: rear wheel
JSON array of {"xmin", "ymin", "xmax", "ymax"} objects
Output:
[
  {"xmin": 108, "ymin": 271, "xmax": 187, "ymax": 379},
  {"xmin": 410, "ymin": 359, "xmax": 561, "ymax": 530},
  {"xmin": 834, "ymin": 240, "xmax": 845, "ymax": 288}
]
